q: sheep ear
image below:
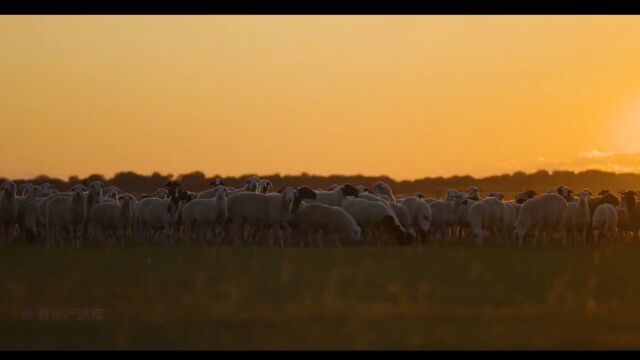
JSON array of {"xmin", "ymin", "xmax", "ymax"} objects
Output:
[{"xmin": 297, "ymin": 186, "xmax": 317, "ymax": 200}]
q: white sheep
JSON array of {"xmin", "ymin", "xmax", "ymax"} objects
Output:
[
  {"xmin": 466, "ymin": 197, "xmax": 506, "ymax": 245},
  {"xmin": 86, "ymin": 181, "xmax": 104, "ymax": 209},
  {"xmin": 46, "ymin": 184, "xmax": 87, "ymax": 248},
  {"xmin": 563, "ymin": 189, "xmax": 592, "ymax": 245},
  {"xmin": 90, "ymin": 193, "xmax": 137, "ymax": 245},
  {"xmin": 341, "ymin": 197, "xmax": 406, "ymax": 245},
  {"xmin": 226, "ymin": 186, "xmax": 317, "ymax": 246},
  {"xmin": 401, "ymin": 196, "xmax": 432, "ymax": 245},
  {"xmin": 515, "ymin": 193, "xmax": 568, "ymax": 247},
  {"xmin": 134, "ymin": 189, "xmax": 185, "ymax": 245},
  {"xmin": 592, "ymin": 203, "xmax": 618, "ymax": 245},
  {"xmin": 16, "ymin": 185, "xmax": 45, "ymax": 243},
  {"xmin": 389, "ymin": 202, "xmax": 415, "ymax": 243},
  {"xmin": 181, "ymin": 185, "xmax": 228, "ymax": 245},
  {"xmin": 291, "ymin": 202, "xmax": 361, "ymax": 247},
  {"xmin": 429, "ymin": 191, "xmax": 471, "ymax": 239},
  {"xmin": 0, "ymin": 181, "xmax": 18, "ymax": 245}
]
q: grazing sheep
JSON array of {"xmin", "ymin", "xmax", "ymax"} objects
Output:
[
  {"xmin": 515, "ymin": 193, "xmax": 567, "ymax": 247},
  {"xmin": 466, "ymin": 197, "xmax": 506, "ymax": 245},
  {"xmin": 389, "ymin": 202, "xmax": 415, "ymax": 243},
  {"xmin": 0, "ymin": 181, "xmax": 18, "ymax": 245},
  {"xmin": 341, "ymin": 198, "xmax": 407, "ymax": 245},
  {"xmin": 46, "ymin": 184, "xmax": 87, "ymax": 248},
  {"xmin": 592, "ymin": 203, "xmax": 618, "ymax": 245},
  {"xmin": 563, "ymin": 189, "xmax": 592, "ymax": 245},
  {"xmin": 372, "ymin": 181, "xmax": 396, "ymax": 203},
  {"xmin": 181, "ymin": 186, "xmax": 228, "ymax": 245},
  {"xmin": 226, "ymin": 186, "xmax": 317, "ymax": 246},
  {"xmin": 401, "ymin": 196, "xmax": 432, "ymax": 245},
  {"xmin": 304, "ymin": 184, "xmax": 359, "ymax": 207},
  {"xmin": 290, "ymin": 203, "xmax": 361, "ymax": 247},
  {"xmin": 90, "ymin": 193, "xmax": 137, "ymax": 246}
]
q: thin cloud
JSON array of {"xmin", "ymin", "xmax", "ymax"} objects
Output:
[{"xmin": 533, "ymin": 150, "xmax": 640, "ymax": 173}]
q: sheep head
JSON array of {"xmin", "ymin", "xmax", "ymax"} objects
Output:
[
  {"xmin": 244, "ymin": 176, "xmax": 260, "ymax": 192},
  {"xmin": 258, "ymin": 179, "xmax": 273, "ymax": 194},
  {"xmin": 341, "ymin": 184, "xmax": 358, "ymax": 198},
  {"xmin": 155, "ymin": 188, "xmax": 169, "ymax": 199},
  {"xmin": 1, "ymin": 181, "xmax": 16, "ymax": 197},
  {"xmin": 445, "ymin": 189, "xmax": 458, "ymax": 201},
  {"xmin": 466, "ymin": 186, "xmax": 481, "ymax": 201},
  {"xmin": 70, "ymin": 184, "xmax": 86, "ymax": 200},
  {"xmin": 578, "ymin": 188, "xmax": 592, "ymax": 199},
  {"xmin": 19, "ymin": 183, "xmax": 34, "ymax": 197},
  {"xmin": 292, "ymin": 186, "xmax": 317, "ymax": 213},
  {"xmin": 372, "ymin": 181, "xmax": 394, "ymax": 199},
  {"xmin": 515, "ymin": 190, "xmax": 537, "ymax": 204},
  {"xmin": 555, "ymin": 185, "xmax": 575, "ymax": 202},
  {"xmin": 106, "ymin": 185, "xmax": 121, "ymax": 200}
]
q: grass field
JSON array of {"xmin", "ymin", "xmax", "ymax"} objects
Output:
[{"xmin": 2, "ymin": 241, "xmax": 640, "ymax": 350}]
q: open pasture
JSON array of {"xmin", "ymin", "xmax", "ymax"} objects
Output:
[{"xmin": 2, "ymin": 242, "xmax": 640, "ymax": 350}]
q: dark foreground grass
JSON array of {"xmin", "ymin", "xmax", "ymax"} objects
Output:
[{"xmin": 2, "ymin": 241, "xmax": 640, "ymax": 350}]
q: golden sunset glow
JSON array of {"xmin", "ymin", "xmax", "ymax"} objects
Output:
[{"xmin": 2, "ymin": 15, "xmax": 640, "ymax": 180}]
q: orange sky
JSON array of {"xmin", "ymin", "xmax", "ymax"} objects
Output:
[{"xmin": 2, "ymin": 15, "xmax": 640, "ymax": 180}]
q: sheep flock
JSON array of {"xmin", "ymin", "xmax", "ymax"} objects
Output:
[{"xmin": 0, "ymin": 177, "xmax": 638, "ymax": 248}]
